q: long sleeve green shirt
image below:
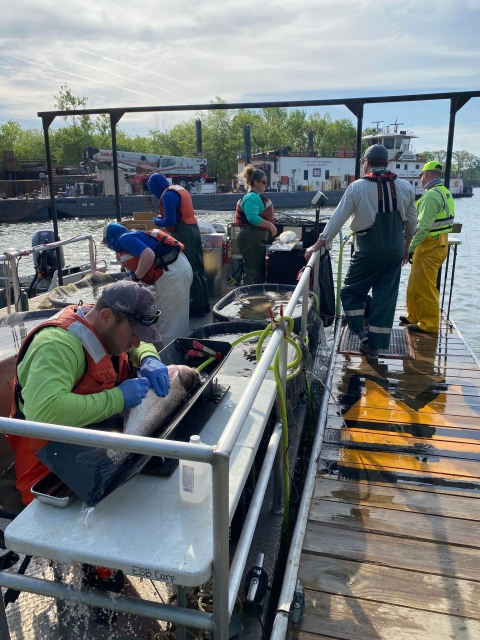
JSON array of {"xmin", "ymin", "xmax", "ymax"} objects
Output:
[
  {"xmin": 241, "ymin": 192, "xmax": 265, "ymax": 226},
  {"xmin": 17, "ymin": 327, "xmax": 158, "ymax": 427},
  {"xmin": 409, "ymin": 188, "xmax": 445, "ymax": 252}
]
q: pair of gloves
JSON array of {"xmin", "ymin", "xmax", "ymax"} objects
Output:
[{"xmin": 118, "ymin": 357, "xmax": 170, "ymax": 409}]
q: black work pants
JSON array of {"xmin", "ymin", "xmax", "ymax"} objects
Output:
[{"xmin": 172, "ymin": 221, "xmax": 210, "ymax": 312}]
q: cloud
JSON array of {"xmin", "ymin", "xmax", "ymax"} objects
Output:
[{"xmin": 1, "ymin": 0, "xmax": 479, "ymax": 152}]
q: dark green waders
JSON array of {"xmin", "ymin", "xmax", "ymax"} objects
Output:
[
  {"xmin": 340, "ymin": 209, "xmax": 404, "ymax": 351},
  {"xmin": 171, "ymin": 221, "xmax": 210, "ymax": 313},
  {"xmin": 236, "ymin": 225, "xmax": 269, "ymax": 285}
]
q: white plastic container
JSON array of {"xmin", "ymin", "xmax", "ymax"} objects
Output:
[{"xmin": 179, "ymin": 435, "xmax": 211, "ymax": 504}]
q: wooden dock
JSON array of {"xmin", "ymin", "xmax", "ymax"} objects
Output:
[{"xmin": 293, "ymin": 309, "xmax": 480, "ymax": 639}]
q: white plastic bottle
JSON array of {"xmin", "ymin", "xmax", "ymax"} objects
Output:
[{"xmin": 179, "ymin": 435, "xmax": 211, "ymax": 504}]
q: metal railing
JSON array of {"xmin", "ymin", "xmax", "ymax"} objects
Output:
[
  {"xmin": 0, "ymin": 251, "xmax": 318, "ymax": 639},
  {"xmin": 0, "ymin": 235, "xmax": 96, "ymax": 314}
]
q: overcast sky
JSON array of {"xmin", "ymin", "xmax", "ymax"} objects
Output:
[{"xmin": 1, "ymin": 0, "xmax": 479, "ymax": 155}]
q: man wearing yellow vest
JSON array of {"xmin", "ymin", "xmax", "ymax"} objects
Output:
[{"xmin": 402, "ymin": 161, "xmax": 454, "ymax": 333}]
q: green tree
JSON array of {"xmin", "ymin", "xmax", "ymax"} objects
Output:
[{"xmin": 50, "ymin": 84, "xmax": 94, "ymax": 165}]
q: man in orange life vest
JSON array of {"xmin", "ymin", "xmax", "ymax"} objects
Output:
[
  {"xmin": 104, "ymin": 222, "xmax": 193, "ymax": 347},
  {"xmin": 147, "ymin": 173, "xmax": 210, "ymax": 318},
  {"xmin": 8, "ymin": 280, "xmax": 169, "ymax": 506}
]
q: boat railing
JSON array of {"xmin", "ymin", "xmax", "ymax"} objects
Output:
[
  {"xmin": 0, "ymin": 249, "xmax": 320, "ymax": 639},
  {"xmin": 0, "ymin": 235, "xmax": 96, "ymax": 314}
]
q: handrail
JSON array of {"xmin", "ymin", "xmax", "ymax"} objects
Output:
[
  {"xmin": 270, "ymin": 316, "xmax": 343, "ymax": 640},
  {"xmin": 0, "ymin": 235, "xmax": 96, "ymax": 313}
]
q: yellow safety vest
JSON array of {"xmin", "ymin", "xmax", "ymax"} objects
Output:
[{"xmin": 420, "ymin": 184, "xmax": 455, "ymax": 237}]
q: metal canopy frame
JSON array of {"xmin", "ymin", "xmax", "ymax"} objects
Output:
[{"xmin": 39, "ymin": 90, "xmax": 479, "ymax": 281}]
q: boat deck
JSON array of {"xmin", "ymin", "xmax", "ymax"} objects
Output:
[{"xmin": 294, "ymin": 308, "xmax": 480, "ymax": 639}]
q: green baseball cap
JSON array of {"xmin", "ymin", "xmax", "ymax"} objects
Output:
[{"xmin": 418, "ymin": 161, "xmax": 443, "ymax": 177}]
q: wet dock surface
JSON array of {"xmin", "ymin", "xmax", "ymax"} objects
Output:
[{"xmin": 293, "ymin": 309, "xmax": 480, "ymax": 639}]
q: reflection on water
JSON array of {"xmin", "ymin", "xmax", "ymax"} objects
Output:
[{"xmin": 220, "ymin": 292, "xmax": 303, "ymax": 322}]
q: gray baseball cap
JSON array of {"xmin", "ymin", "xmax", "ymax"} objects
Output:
[
  {"xmin": 360, "ymin": 144, "xmax": 389, "ymax": 164},
  {"xmin": 100, "ymin": 280, "xmax": 161, "ymax": 343}
]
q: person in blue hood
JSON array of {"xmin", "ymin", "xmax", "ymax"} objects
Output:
[
  {"xmin": 102, "ymin": 222, "xmax": 193, "ymax": 347},
  {"xmin": 147, "ymin": 173, "xmax": 210, "ymax": 318}
]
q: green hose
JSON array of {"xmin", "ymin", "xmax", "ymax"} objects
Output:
[{"xmin": 194, "ymin": 315, "xmax": 304, "ymax": 532}]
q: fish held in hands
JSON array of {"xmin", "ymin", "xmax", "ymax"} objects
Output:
[{"xmin": 77, "ymin": 364, "xmax": 200, "ymax": 467}]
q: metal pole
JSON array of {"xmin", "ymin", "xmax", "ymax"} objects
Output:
[
  {"xmin": 0, "ymin": 416, "xmax": 214, "ymax": 462},
  {"xmin": 441, "ymin": 245, "xmax": 451, "ymax": 310},
  {"xmin": 301, "ymin": 277, "xmax": 309, "ymax": 342},
  {"xmin": 270, "ymin": 319, "xmax": 343, "ymax": 640},
  {"xmin": 212, "ymin": 452, "xmax": 230, "ymax": 639},
  {"xmin": 244, "ymin": 125, "xmax": 251, "ymax": 166},
  {"xmin": 42, "ymin": 116, "xmax": 63, "ymax": 286},
  {"xmin": 314, "ymin": 207, "xmax": 320, "ymax": 239},
  {"xmin": 7, "ymin": 255, "xmax": 21, "ymax": 312},
  {"xmin": 0, "ymin": 593, "xmax": 11, "ymax": 640},
  {"xmin": 228, "ymin": 423, "xmax": 282, "ymax": 615},
  {"xmin": 177, "ymin": 586, "xmax": 187, "ymax": 640},
  {"xmin": 447, "ymin": 244, "xmax": 458, "ymax": 319},
  {"xmin": 0, "ymin": 572, "xmax": 213, "ymax": 631},
  {"xmin": 444, "ymin": 99, "xmax": 456, "ymax": 188},
  {"xmin": 88, "ymin": 237, "xmax": 96, "ymax": 276},
  {"xmin": 110, "ymin": 111, "xmax": 125, "ymax": 222}
]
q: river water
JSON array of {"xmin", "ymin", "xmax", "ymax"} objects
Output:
[{"xmin": 1, "ymin": 189, "xmax": 478, "ymax": 355}]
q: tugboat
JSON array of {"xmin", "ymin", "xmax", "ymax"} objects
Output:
[{"xmin": 362, "ymin": 121, "xmax": 474, "ymax": 197}]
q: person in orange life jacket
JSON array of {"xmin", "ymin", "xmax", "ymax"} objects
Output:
[
  {"xmin": 235, "ymin": 164, "xmax": 277, "ymax": 285},
  {"xmin": 8, "ymin": 280, "xmax": 169, "ymax": 506},
  {"xmin": 104, "ymin": 223, "xmax": 193, "ymax": 348},
  {"xmin": 147, "ymin": 173, "xmax": 210, "ymax": 318}
]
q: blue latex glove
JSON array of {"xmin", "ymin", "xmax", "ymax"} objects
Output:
[
  {"xmin": 151, "ymin": 216, "xmax": 164, "ymax": 227},
  {"xmin": 118, "ymin": 377, "xmax": 151, "ymax": 410},
  {"xmin": 140, "ymin": 356, "xmax": 170, "ymax": 397}
]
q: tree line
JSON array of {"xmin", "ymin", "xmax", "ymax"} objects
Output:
[{"xmin": 1, "ymin": 85, "xmax": 480, "ymax": 186}]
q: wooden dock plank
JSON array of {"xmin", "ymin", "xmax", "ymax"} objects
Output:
[
  {"xmin": 292, "ymin": 591, "xmax": 480, "ymax": 639},
  {"xmin": 308, "ymin": 497, "xmax": 480, "ymax": 547},
  {"xmin": 334, "ymin": 362, "xmax": 480, "ymax": 377},
  {"xmin": 327, "ymin": 406, "xmax": 480, "ymax": 428},
  {"xmin": 320, "ymin": 442, "xmax": 480, "ymax": 481},
  {"xmin": 331, "ymin": 373, "xmax": 480, "ymax": 395},
  {"xmin": 297, "ymin": 308, "xmax": 480, "ymax": 638},
  {"xmin": 334, "ymin": 430, "xmax": 480, "ymax": 462},
  {"xmin": 303, "ymin": 522, "xmax": 480, "ymax": 581},
  {"xmin": 325, "ymin": 415, "xmax": 480, "ymax": 438},
  {"xmin": 313, "ymin": 476, "xmax": 480, "ymax": 520},
  {"xmin": 299, "ymin": 554, "xmax": 480, "ymax": 619},
  {"xmin": 315, "ymin": 474, "xmax": 480, "ymax": 499}
]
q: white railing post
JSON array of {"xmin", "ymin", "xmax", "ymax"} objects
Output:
[
  {"xmin": 88, "ymin": 237, "xmax": 96, "ymax": 276},
  {"xmin": 8, "ymin": 255, "xmax": 22, "ymax": 312},
  {"xmin": 301, "ymin": 275, "xmax": 310, "ymax": 342}
]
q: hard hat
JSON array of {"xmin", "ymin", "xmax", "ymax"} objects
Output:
[
  {"xmin": 418, "ymin": 161, "xmax": 443, "ymax": 177},
  {"xmin": 360, "ymin": 144, "xmax": 389, "ymax": 164}
]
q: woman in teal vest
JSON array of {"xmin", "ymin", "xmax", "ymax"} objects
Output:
[
  {"xmin": 235, "ymin": 165, "xmax": 278, "ymax": 284},
  {"xmin": 402, "ymin": 161, "xmax": 454, "ymax": 333}
]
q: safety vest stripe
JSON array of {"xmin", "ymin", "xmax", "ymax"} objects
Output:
[
  {"xmin": 430, "ymin": 216, "xmax": 455, "ymax": 230},
  {"xmin": 118, "ymin": 254, "xmax": 135, "ymax": 263},
  {"xmin": 368, "ymin": 326, "xmax": 392, "ymax": 334},
  {"xmin": 344, "ymin": 309, "xmax": 365, "ymax": 316},
  {"xmin": 67, "ymin": 321, "xmax": 106, "ymax": 364}
]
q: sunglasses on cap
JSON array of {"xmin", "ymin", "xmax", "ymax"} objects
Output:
[{"xmin": 114, "ymin": 308, "xmax": 161, "ymax": 326}]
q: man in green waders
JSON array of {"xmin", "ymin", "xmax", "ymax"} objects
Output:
[{"xmin": 305, "ymin": 144, "xmax": 417, "ymax": 359}]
